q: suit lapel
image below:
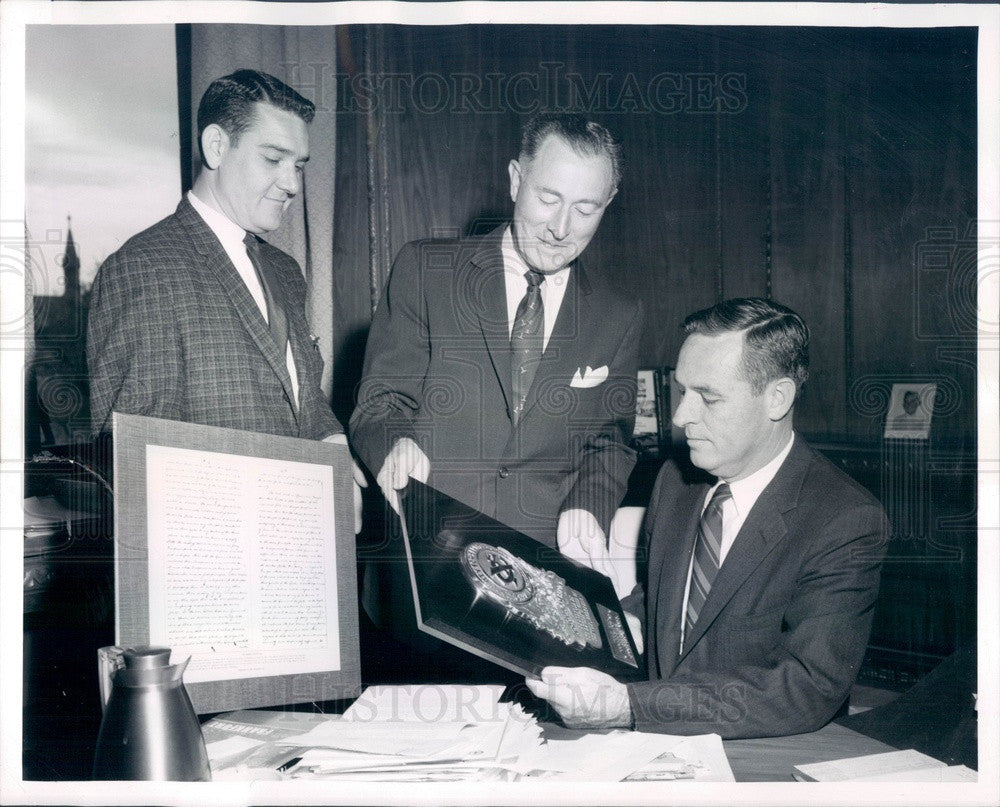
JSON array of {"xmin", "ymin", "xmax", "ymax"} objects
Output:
[
  {"xmin": 468, "ymin": 229, "xmax": 515, "ymax": 419},
  {"xmin": 653, "ymin": 482, "xmax": 706, "ymax": 677},
  {"xmin": 677, "ymin": 437, "xmax": 811, "ymax": 663},
  {"xmin": 176, "ymin": 200, "xmax": 298, "ymax": 422}
]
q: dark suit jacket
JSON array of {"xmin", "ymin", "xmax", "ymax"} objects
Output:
[
  {"xmin": 88, "ymin": 197, "xmax": 343, "ymax": 440},
  {"xmin": 625, "ymin": 436, "xmax": 889, "ymax": 739},
  {"xmin": 349, "ymin": 226, "xmax": 641, "ymax": 547}
]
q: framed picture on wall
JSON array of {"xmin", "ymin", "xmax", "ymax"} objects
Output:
[
  {"xmin": 658, "ymin": 367, "xmax": 687, "ymax": 450},
  {"xmin": 633, "ymin": 368, "xmax": 661, "ymax": 457},
  {"xmin": 884, "ymin": 382, "xmax": 937, "ymax": 440}
]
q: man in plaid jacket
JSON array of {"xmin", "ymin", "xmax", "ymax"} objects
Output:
[{"xmin": 87, "ymin": 69, "xmax": 362, "ymax": 527}]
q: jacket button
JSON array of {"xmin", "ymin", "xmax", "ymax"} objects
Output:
[
  {"xmin": 282, "ymin": 391, "xmax": 291, "ymax": 403},
  {"xmin": 498, "ymin": 466, "xmax": 510, "ymax": 478}
]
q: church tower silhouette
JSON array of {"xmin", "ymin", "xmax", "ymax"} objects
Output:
[{"xmin": 61, "ymin": 214, "xmax": 80, "ymax": 303}]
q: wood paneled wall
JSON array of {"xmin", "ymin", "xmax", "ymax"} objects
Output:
[{"xmin": 330, "ymin": 25, "xmax": 977, "ymax": 447}]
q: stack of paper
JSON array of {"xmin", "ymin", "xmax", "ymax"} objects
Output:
[
  {"xmin": 277, "ymin": 684, "xmax": 543, "ymax": 781},
  {"xmin": 204, "ymin": 686, "xmax": 736, "ymax": 782},
  {"xmin": 793, "ymin": 749, "xmax": 977, "ymax": 782},
  {"xmin": 514, "ymin": 730, "xmax": 735, "ymax": 781}
]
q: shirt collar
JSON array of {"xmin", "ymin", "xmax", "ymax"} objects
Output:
[
  {"xmin": 187, "ymin": 190, "xmax": 249, "ymax": 251},
  {"xmin": 501, "ymin": 226, "xmax": 571, "ymax": 285},
  {"xmin": 724, "ymin": 433, "xmax": 796, "ymax": 519}
]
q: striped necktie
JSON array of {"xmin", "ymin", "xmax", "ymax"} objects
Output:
[
  {"xmin": 683, "ymin": 483, "xmax": 732, "ymax": 652},
  {"xmin": 510, "ymin": 269, "xmax": 545, "ymax": 426}
]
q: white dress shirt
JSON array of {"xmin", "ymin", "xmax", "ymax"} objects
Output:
[
  {"xmin": 501, "ymin": 227, "xmax": 570, "ymax": 351},
  {"xmin": 187, "ymin": 191, "xmax": 299, "ymax": 406},
  {"xmin": 679, "ymin": 433, "xmax": 796, "ymax": 647}
]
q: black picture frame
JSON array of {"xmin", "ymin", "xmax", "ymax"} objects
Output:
[
  {"xmin": 884, "ymin": 382, "xmax": 936, "ymax": 440},
  {"xmin": 399, "ymin": 480, "xmax": 643, "ymax": 681},
  {"xmin": 633, "ymin": 367, "xmax": 662, "ymax": 457},
  {"xmin": 657, "ymin": 366, "xmax": 687, "ymax": 451}
]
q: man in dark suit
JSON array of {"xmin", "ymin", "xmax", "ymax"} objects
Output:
[
  {"xmin": 350, "ymin": 114, "xmax": 641, "ymax": 578},
  {"xmin": 528, "ymin": 298, "xmax": 889, "ymax": 739},
  {"xmin": 88, "ymin": 69, "xmax": 362, "ymax": 527}
]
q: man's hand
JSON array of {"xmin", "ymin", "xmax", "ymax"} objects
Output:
[
  {"xmin": 525, "ymin": 667, "xmax": 632, "ymax": 730},
  {"xmin": 376, "ymin": 437, "xmax": 430, "ymax": 515},
  {"xmin": 324, "ymin": 433, "xmax": 367, "ymax": 534},
  {"xmin": 557, "ymin": 508, "xmax": 619, "ymax": 589}
]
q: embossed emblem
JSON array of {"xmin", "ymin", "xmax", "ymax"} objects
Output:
[{"xmin": 460, "ymin": 542, "xmax": 603, "ymax": 650}]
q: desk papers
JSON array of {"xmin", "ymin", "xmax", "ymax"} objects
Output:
[
  {"xmin": 341, "ymin": 683, "xmax": 509, "ymax": 723},
  {"xmin": 792, "ymin": 749, "xmax": 977, "ymax": 782},
  {"xmin": 204, "ymin": 685, "xmax": 735, "ymax": 782},
  {"xmin": 521, "ymin": 731, "xmax": 733, "ymax": 781}
]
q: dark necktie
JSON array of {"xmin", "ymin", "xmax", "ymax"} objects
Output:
[
  {"xmin": 243, "ymin": 232, "xmax": 288, "ymax": 361},
  {"xmin": 510, "ymin": 269, "xmax": 545, "ymax": 426},
  {"xmin": 683, "ymin": 483, "xmax": 732, "ymax": 652}
]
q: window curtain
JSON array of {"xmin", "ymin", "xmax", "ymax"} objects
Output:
[{"xmin": 181, "ymin": 24, "xmax": 338, "ymax": 399}]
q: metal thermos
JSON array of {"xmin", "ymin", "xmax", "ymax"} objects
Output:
[{"xmin": 93, "ymin": 646, "xmax": 210, "ymax": 781}]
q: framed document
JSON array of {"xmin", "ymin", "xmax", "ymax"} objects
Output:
[
  {"xmin": 112, "ymin": 413, "xmax": 361, "ymax": 713},
  {"xmin": 399, "ymin": 480, "xmax": 642, "ymax": 680}
]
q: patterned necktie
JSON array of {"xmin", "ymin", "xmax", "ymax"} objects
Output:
[
  {"xmin": 510, "ymin": 269, "xmax": 545, "ymax": 426},
  {"xmin": 683, "ymin": 483, "xmax": 732, "ymax": 652},
  {"xmin": 243, "ymin": 232, "xmax": 288, "ymax": 360}
]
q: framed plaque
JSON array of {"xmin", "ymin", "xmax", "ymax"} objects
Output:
[
  {"xmin": 112, "ymin": 412, "xmax": 361, "ymax": 713},
  {"xmin": 399, "ymin": 480, "xmax": 642, "ymax": 680}
]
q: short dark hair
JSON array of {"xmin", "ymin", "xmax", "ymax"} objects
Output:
[
  {"xmin": 683, "ymin": 297, "xmax": 810, "ymax": 395},
  {"xmin": 197, "ymin": 69, "xmax": 315, "ymax": 159},
  {"xmin": 520, "ymin": 113, "xmax": 622, "ymax": 190}
]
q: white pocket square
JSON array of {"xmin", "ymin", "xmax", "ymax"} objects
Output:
[{"xmin": 570, "ymin": 365, "xmax": 609, "ymax": 388}]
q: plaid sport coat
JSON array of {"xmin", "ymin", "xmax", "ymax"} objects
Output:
[{"xmin": 87, "ymin": 197, "xmax": 343, "ymax": 440}]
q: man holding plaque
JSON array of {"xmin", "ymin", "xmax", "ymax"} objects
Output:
[
  {"xmin": 528, "ymin": 298, "xmax": 889, "ymax": 739},
  {"xmin": 350, "ymin": 113, "xmax": 641, "ymax": 576},
  {"xmin": 87, "ymin": 69, "xmax": 363, "ymax": 529}
]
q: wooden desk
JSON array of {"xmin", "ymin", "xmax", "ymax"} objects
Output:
[{"xmin": 724, "ymin": 722, "xmax": 897, "ymax": 781}]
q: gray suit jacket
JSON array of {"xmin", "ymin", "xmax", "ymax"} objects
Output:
[
  {"xmin": 88, "ymin": 197, "xmax": 342, "ymax": 440},
  {"xmin": 350, "ymin": 226, "xmax": 641, "ymax": 547},
  {"xmin": 625, "ymin": 436, "xmax": 889, "ymax": 739}
]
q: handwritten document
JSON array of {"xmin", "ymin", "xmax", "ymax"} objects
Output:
[{"xmin": 146, "ymin": 445, "xmax": 340, "ymax": 684}]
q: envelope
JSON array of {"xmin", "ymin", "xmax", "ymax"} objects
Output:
[{"xmin": 570, "ymin": 365, "xmax": 609, "ymax": 388}]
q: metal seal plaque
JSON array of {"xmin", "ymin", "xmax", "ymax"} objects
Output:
[
  {"xmin": 460, "ymin": 542, "xmax": 603, "ymax": 650},
  {"xmin": 400, "ymin": 480, "xmax": 643, "ymax": 679}
]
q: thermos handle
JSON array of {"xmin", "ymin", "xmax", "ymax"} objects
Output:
[{"xmin": 97, "ymin": 646, "xmax": 125, "ymax": 713}]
